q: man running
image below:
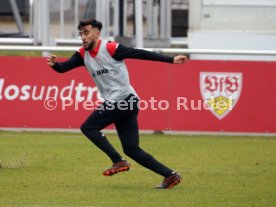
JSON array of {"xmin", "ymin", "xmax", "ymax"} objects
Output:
[{"xmin": 47, "ymin": 18, "xmax": 188, "ymax": 189}]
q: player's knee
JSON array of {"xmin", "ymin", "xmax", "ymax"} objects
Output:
[
  {"xmin": 80, "ymin": 122, "xmax": 90, "ymax": 135},
  {"xmin": 80, "ymin": 122, "xmax": 85, "ymax": 131},
  {"xmin": 80, "ymin": 122, "xmax": 99, "ymax": 137}
]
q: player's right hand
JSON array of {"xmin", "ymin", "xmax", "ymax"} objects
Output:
[{"xmin": 47, "ymin": 54, "xmax": 57, "ymax": 67}]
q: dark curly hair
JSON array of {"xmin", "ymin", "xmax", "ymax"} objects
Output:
[{"xmin": 77, "ymin": 18, "xmax": 103, "ymax": 31}]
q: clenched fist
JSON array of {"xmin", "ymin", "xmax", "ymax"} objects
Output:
[
  {"xmin": 47, "ymin": 54, "xmax": 57, "ymax": 67},
  {"xmin": 173, "ymin": 55, "xmax": 188, "ymax": 64}
]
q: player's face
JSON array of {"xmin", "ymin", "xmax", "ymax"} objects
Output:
[{"xmin": 79, "ymin": 25, "xmax": 100, "ymax": 51}]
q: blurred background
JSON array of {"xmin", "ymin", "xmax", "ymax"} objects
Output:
[{"xmin": 1, "ymin": 0, "xmax": 276, "ymax": 60}]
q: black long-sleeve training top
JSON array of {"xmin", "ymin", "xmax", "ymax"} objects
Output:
[{"xmin": 52, "ymin": 41, "xmax": 174, "ymax": 73}]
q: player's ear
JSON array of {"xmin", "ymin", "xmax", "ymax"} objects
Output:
[{"xmin": 96, "ymin": 30, "xmax": 101, "ymax": 37}]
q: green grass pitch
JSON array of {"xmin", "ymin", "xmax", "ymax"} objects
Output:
[{"xmin": 0, "ymin": 131, "xmax": 275, "ymax": 207}]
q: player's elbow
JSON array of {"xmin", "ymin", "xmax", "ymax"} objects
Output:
[
  {"xmin": 56, "ymin": 69, "xmax": 67, "ymax": 73},
  {"xmin": 51, "ymin": 67, "xmax": 67, "ymax": 73}
]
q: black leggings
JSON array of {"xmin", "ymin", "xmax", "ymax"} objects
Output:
[{"xmin": 80, "ymin": 95, "xmax": 173, "ymax": 177}]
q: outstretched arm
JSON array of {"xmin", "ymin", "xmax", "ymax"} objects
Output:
[
  {"xmin": 47, "ymin": 52, "xmax": 84, "ymax": 73},
  {"xmin": 112, "ymin": 43, "xmax": 188, "ymax": 64}
]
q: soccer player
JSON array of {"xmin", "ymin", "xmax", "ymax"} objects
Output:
[{"xmin": 47, "ymin": 18, "xmax": 188, "ymax": 189}]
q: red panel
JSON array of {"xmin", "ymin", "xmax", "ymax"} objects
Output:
[
  {"xmin": 0, "ymin": 56, "xmax": 275, "ymax": 133},
  {"xmin": 166, "ymin": 61, "xmax": 276, "ymax": 133}
]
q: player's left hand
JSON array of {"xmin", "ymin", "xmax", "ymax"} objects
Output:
[{"xmin": 173, "ymin": 55, "xmax": 188, "ymax": 64}]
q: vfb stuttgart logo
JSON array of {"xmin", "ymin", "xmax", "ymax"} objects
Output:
[{"xmin": 200, "ymin": 72, "xmax": 242, "ymax": 120}]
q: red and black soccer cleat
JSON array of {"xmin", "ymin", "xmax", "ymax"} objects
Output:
[
  {"xmin": 103, "ymin": 160, "xmax": 130, "ymax": 176},
  {"xmin": 156, "ymin": 171, "xmax": 182, "ymax": 189}
]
